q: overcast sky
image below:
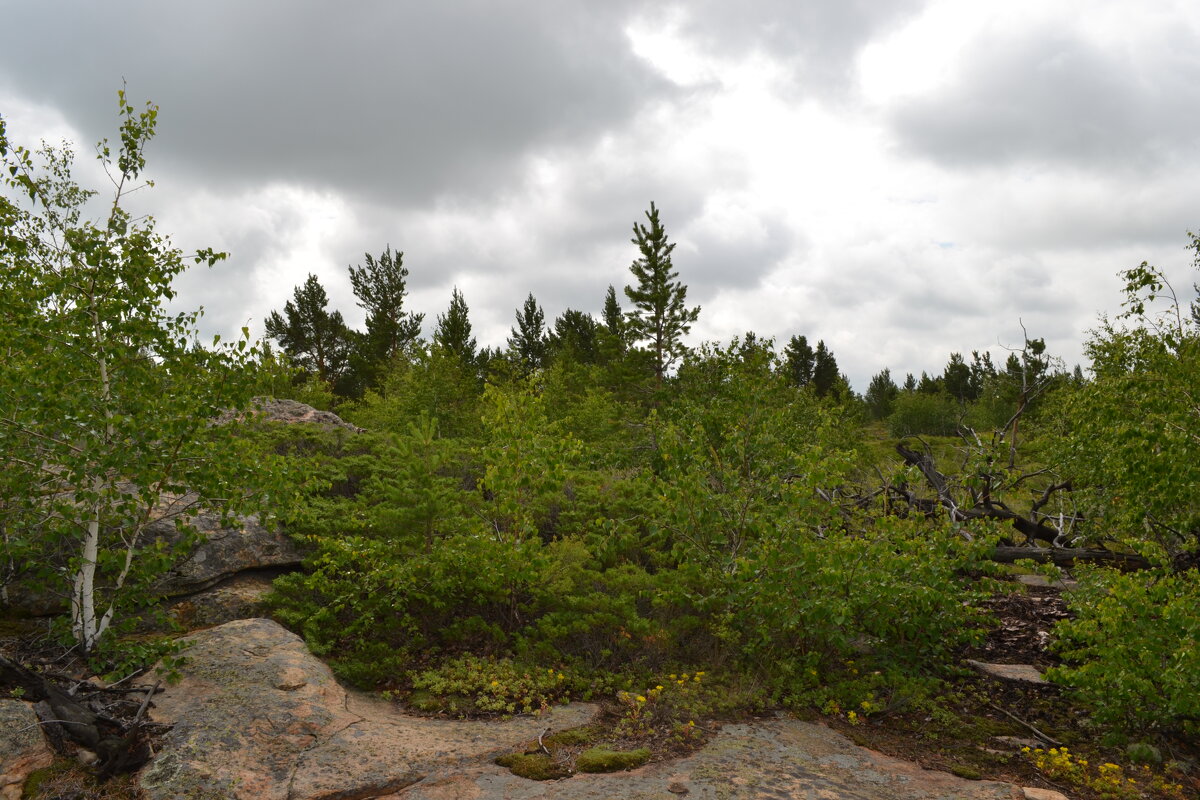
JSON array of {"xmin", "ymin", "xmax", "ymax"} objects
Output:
[{"xmin": 3, "ymin": 0, "xmax": 1199, "ymax": 390}]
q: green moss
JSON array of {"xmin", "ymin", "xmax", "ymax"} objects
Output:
[
  {"xmin": 949, "ymin": 763, "xmax": 983, "ymax": 780},
  {"xmin": 575, "ymin": 747, "xmax": 651, "ymax": 773},
  {"xmin": 495, "ymin": 752, "xmax": 570, "ymax": 780},
  {"xmin": 544, "ymin": 725, "xmax": 601, "ymax": 747},
  {"xmin": 21, "ymin": 764, "xmax": 63, "ymax": 799},
  {"xmin": 406, "ymin": 690, "xmax": 478, "ymax": 716}
]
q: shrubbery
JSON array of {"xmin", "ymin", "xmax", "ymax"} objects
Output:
[
  {"xmin": 1049, "ymin": 568, "xmax": 1200, "ymax": 740},
  {"xmin": 265, "ymin": 345, "xmax": 1000, "ymax": 707}
]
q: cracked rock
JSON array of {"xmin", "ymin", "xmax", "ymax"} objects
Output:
[{"xmin": 138, "ymin": 619, "xmax": 597, "ymax": 800}]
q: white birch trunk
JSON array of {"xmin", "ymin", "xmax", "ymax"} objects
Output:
[
  {"xmin": 71, "ymin": 306, "xmax": 116, "ymax": 652},
  {"xmin": 72, "ymin": 486, "xmax": 103, "ymax": 651}
]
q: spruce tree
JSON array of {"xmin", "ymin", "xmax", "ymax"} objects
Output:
[
  {"xmin": 811, "ymin": 340, "xmax": 840, "ymax": 398},
  {"xmin": 623, "ymin": 203, "xmax": 700, "ymax": 381},
  {"xmin": 781, "ymin": 335, "xmax": 815, "ymax": 387},
  {"xmin": 507, "ymin": 292, "xmax": 548, "ymax": 373},
  {"xmin": 865, "ymin": 368, "xmax": 899, "ymax": 419},
  {"xmin": 602, "ymin": 285, "xmax": 625, "ymax": 343},
  {"xmin": 943, "ymin": 352, "xmax": 973, "ymax": 402},
  {"xmin": 433, "ymin": 287, "xmax": 478, "ymax": 367}
]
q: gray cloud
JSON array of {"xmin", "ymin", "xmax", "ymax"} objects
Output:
[
  {"xmin": 0, "ymin": 1, "xmax": 667, "ymax": 205},
  {"xmin": 889, "ymin": 25, "xmax": 1200, "ymax": 172}
]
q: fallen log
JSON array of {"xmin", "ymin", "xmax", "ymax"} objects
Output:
[{"xmin": 989, "ymin": 546, "xmax": 1150, "ymax": 570}]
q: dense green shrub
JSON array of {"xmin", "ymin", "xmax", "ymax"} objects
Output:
[
  {"xmin": 724, "ymin": 516, "xmax": 997, "ymax": 694},
  {"xmin": 1049, "ymin": 568, "xmax": 1200, "ymax": 740},
  {"xmin": 887, "ymin": 392, "xmax": 961, "ymax": 437},
  {"xmin": 268, "ymin": 531, "xmax": 552, "ymax": 683}
]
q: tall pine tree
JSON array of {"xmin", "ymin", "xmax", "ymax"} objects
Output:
[
  {"xmin": 781, "ymin": 334, "xmax": 815, "ymax": 387},
  {"xmin": 265, "ymin": 274, "xmax": 355, "ymax": 390},
  {"xmin": 623, "ymin": 203, "xmax": 700, "ymax": 381},
  {"xmin": 507, "ymin": 292, "xmax": 548, "ymax": 373},
  {"xmin": 349, "ymin": 245, "xmax": 423, "ymax": 363},
  {"xmin": 433, "ymin": 287, "xmax": 478, "ymax": 367},
  {"xmin": 811, "ymin": 340, "xmax": 840, "ymax": 398}
]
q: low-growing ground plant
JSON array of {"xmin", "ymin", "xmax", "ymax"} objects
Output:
[{"xmin": 408, "ymin": 654, "xmax": 571, "ymax": 716}]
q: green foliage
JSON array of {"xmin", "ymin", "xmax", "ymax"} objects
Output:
[
  {"xmin": 409, "ymin": 654, "xmax": 571, "ymax": 715},
  {"xmin": 548, "ymin": 308, "xmax": 600, "ymax": 366},
  {"xmin": 494, "ymin": 752, "xmax": 569, "ymax": 780},
  {"xmin": 1049, "ymin": 568, "xmax": 1200, "ymax": 739},
  {"xmin": 507, "ymin": 292, "xmax": 548, "ymax": 374},
  {"xmin": 348, "ymin": 245, "xmax": 423, "ymax": 367},
  {"xmin": 727, "ymin": 516, "xmax": 997, "ymax": 693},
  {"xmin": 344, "ymin": 345, "xmax": 483, "ymax": 440},
  {"xmin": 371, "ymin": 413, "xmax": 469, "ymax": 552},
  {"xmin": 780, "ymin": 334, "xmax": 814, "ymax": 387},
  {"xmin": 268, "ymin": 531, "xmax": 547, "ymax": 683},
  {"xmin": 574, "ymin": 747, "xmax": 651, "ymax": 773},
  {"xmin": 624, "ymin": 202, "xmax": 700, "ymax": 380},
  {"xmin": 265, "ymin": 273, "xmax": 356, "ymax": 393},
  {"xmin": 611, "ymin": 670, "xmax": 734, "ymax": 738},
  {"xmin": 811, "ymin": 340, "xmax": 840, "ymax": 398},
  {"xmin": 474, "ymin": 380, "xmax": 581, "ymax": 542},
  {"xmin": 538, "ymin": 360, "xmax": 639, "ymax": 468},
  {"xmin": 0, "ymin": 92, "xmax": 281, "ymax": 652},
  {"xmin": 887, "ymin": 391, "xmax": 961, "ymax": 437},
  {"xmin": 657, "ymin": 341, "xmax": 839, "ymax": 575},
  {"xmin": 864, "ymin": 368, "xmax": 899, "ymax": 420},
  {"xmin": 1047, "ymin": 242, "xmax": 1200, "ymax": 562},
  {"xmin": 433, "ymin": 286, "xmax": 478, "ymax": 368}
]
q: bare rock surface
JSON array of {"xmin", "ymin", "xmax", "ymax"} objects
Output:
[
  {"xmin": 0, "ymin": 698, "xmax": 53, "ymax": 800},
  {"xmin": 215, "ymin": 397, "xmax": 362, "ymax": 432},
  {"xmin": 138, "ymin": 619, "xmax": 598, "ymax": 800},
  {"xmin": 966, "ymin": 660, "xmax": 1049, "ymax": 685},
  {"xmin": 394, "ymin": 716, "xmax": 1028, "ymax": 800},
  {"xmin": 138, "ymin": 619, "xmax": 1058, "ymax": 800},
  {"xmin": 163, "ymin": 571, "xmax": 280, "ymax": 630},
  {"xmin": 7, "ymin": 503, "xmax": 301, "ymax": 617},
  {"xmin": 1022, "ymin": 788, "xmax": 1071, "ymax": 800},
  {"xmin": 151, "ymin": 509, "xmax": 303, "ymax": 596}
]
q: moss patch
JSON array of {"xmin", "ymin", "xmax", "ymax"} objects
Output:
[
  {"xmin": 544, "ymin": 725, "xmax": 601, "ymax": 748},
  {"xmin": 406, "ymin": 689, "xmax": 478, "ymax": 716},
  {"xmin": 22, "ymin": 758, "xmax": 146, "ymax": 799},
  {"xmin": 575, "ymin": 747, "xmax": 651, "ymax": 773},
  {"xmin": 949, "ymin": 763, "xmax": 983, "ymax": 780},
  {"xmin": 494, "ymin": 752, "xmax": 570, "ymax": 780}
]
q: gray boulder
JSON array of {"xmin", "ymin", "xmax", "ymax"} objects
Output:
[
  {"xmin": 214, "ymin": 397, "xmax": 362, "ymax": 432},
  {"xmin": 0, "ymin": 699, "xmax": 53, "ymax": 800},
  {"xmin": 150, "ymin": 505, "xmax": 302, "ymax": 597}
]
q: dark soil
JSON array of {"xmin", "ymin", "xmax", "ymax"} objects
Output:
[{"xmin": 825, "ymin": 579, "xmax": 1198, "ymax": 800}]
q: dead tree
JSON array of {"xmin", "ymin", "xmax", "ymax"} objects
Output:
[{"xmin": 0, "ymin": 653, "xmax": 161, "ymax": 776}]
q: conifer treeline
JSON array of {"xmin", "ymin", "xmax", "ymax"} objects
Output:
[{"xmin": 264, "ymin": 205, "xmax": 1071, "ymax": 436}]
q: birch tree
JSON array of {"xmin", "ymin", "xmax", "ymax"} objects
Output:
[{"xmin": 0, "ymin": 93, "xmax": 275, "ymax": 652}]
